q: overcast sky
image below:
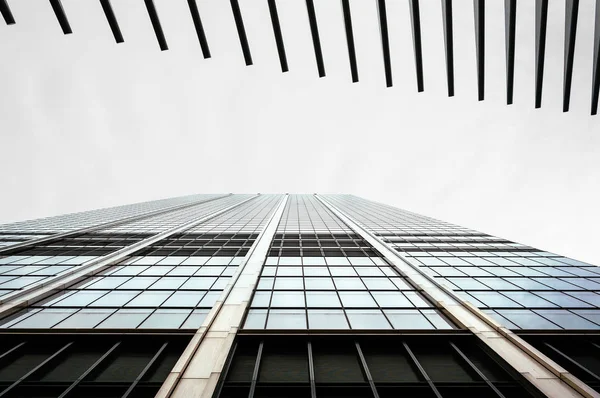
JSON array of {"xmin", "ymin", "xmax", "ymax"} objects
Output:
[{"xmin": 0, "ymin": 0, "xmax": 599, "ymax": 265}]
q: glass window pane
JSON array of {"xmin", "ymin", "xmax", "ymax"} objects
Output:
[
  {"xmin": 134, "ymin": 256, "xmax": 164, "ymax": 265},
  {"xmin": 362, "ymin": 278, "xmax": 396, "ymax": 290},
  {"xmin": 168, "ymin": 266, "xmax": 200, "ymax": 276},
  {"xmin": 88, "ymin": 291, "xmax": 139, "ymax": 307},
  {"xmin": 339, "ymin": 292, "xmax": 377, "ymax": 308},
  {"xmin": 372, "ymin": 292, "xmax": 413, "ymax": 308},
  {"xmin": 329, "ymin": 267, "xmax": 357, "ymax": 276},
  {"xmin": 149, "ymin": 277, "xmax": 188, "ymax": 290},
  {"xmin": 308, "ymin": 310, "xmax": 348, "ymax": 329},
  {"xmin": 162, "ymin": 291, "xmax": 205, "ymax": 308},
  {"xmin": 274, "ymin": 277, "xmax": 303, "ymax": 290},
  {"xmin": 404, "ymin": 292, "xmax": 432, "ymax": 308},
  {"xmin": 266, "ymin": 310, "xmax": 307, "ymax": 329},
  {"xmin": 251, "ymin": 291, "xmax": 272, "ymax": 307},
  {"xmin": 497, "ymin": 310, "xmax": 560, "ymax": 329},
  {"xmin": 304, "ymin": 277, "xmax": 334, "ymax": 290},
  {"xmin": 303, "ymin": 257, "xmax": 326, "ymax": 266},
  {"xmin": 325, "ymin": 257, "xmax": 350, "ymax": 266},
  {"xmin": 198, "ymin": 291, "xmax": 221, "ymax": 307},
  {"xmin": 502, "ymin": 292, "xmax": 557, "ymax": 308},
  {"xmin": 277, "ymin": 267, "xmax": 302, "ymax": 276},
  {"xmin": 0, "ymin": 276, "xmax": 45, "ymax": 289},
  {"xmin": 345, "ymin": 310, "xmax": 391, "ymax": 329},
  {"xmin": 181, "ymin": 257, "xmax": 209, "ymax": 266},
  {"xmin": 181, "ymin": 309, "xmax": 210, "ymax": 329},
  {"xmin": 181, "ymin": 277, "xmax": 217, "ymax": 290},
  {"xmin": 477, "ymin": 278, "xmax": 519, "ymax": 290},
  {"xmin": 84, "ymin": 277, "xmax": 129, "ymax": 289},
  {"xmin": 51, "ymin": 291, "xmax": 108, "ymax": 307},
  {"xmin": 270, "ymin": 292, "xmax": 305, "ymax": 308},
  {"xmin": 139, "ymin": 309, "xmax": 190, "ymax": 329},
  {"xmin": 384, "ymin": 309, "xmax": 434, "ymax": 329},
  {"xmin": 505, "ymin": 278, "xmax": 551, "ymax": 290},
  {"xmin": 469, "ymin": 292, "xmax": 521, "ymax": 308},
  {"xmin": 422, "ymin": 309, "xmax": 454, "ymax": 329},
  {"xmin": 446, "ymin": 278, "xmax": 489, "ymax": 290},
  {"xmin": 125, "ymin": 291, "xmax": 172, "ymax": 307},
  {"xmin": 306, "ymin": 292, "xmax": 342, "ymax": 308},
  {"xmin": 536, "ymin": 292, "xmax": 593, "ymax": 308},
  {"xmin": 195, "ymin": 266, "xmax": 225, "ymax": 276},
  {"xmin": 536, "ymin": 310, "xmax": 600, "ymax": 329},
  {"xmin": 354, "ymin": 267, "xmax": 384, "ymax": 276},
  {"xmin": 304, "ymin": 267, "xmax": 329, "ymax": 277},
  {"xmin": 257, "ymin": 277, "xmax": 274, "ymax": 290},
  {"xmin": 54, "ymin": 309, "xmax": 113, "ymax": 328},
  {"xmin": 245, "ymin": 309, "xmax": 267, "ymax": 329},
  {"xmin": 390, "ymin": 278, "xmax": 412, "ymax": 290},
  {"xmin": 96, "ymin": 309, "xmax": 152, "ymax": 328},
  {"xmin": 11, "ymin": 308, "xmax": 77, "ymax": 328},
  {"xmin": 118, "ymin": 277, "xmax": 159, "ymax": 290},
  {"xmin": 575, "ymin": 292, "xmax": 600, "ymax": 307},
  {"xmin": 333, "ymin": 278, "xmax": 365, "ymax": 290}
]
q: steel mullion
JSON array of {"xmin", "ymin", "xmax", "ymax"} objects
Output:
[
  {"xmin": 449, "ymin": 342, "xmax": 506, "ymax": 398},
  {"xmin": 402, "ymin": 341, "xmax": 443, "ymax": 398},
  {"xmin": 441, "ymin": 0, "xmax": 454, "ymax": 97},
  {"xmin": 121, "ymin": 342, "xmax": 169, "ymax": 398},
  {"xmin": 231, "ymin": 0, "xmax": 253, "ymax": 66},
  {"xmin": 535, "ymin": 0, "xmax": 549, "ymax": 108},
  {"xmin": 563, "ymin": 0, "xmax": 579, "ymax": 112},
  {"xmin": 144, "ymin": 0, "xmax": 168, "ymax": 51},
  {"xmin": 354, "ymin": 341, "xmax": 380, "ymax": 398},
  {"xmin": 58, "ymin": 342, "xmax": 121, "ymax": 398},
  {"xmin": 99, "ymin": 0, "xmax": 123, "ymax": 43},
  {"xmin": 0, "ymin": 342, "xmax": 26, "ymax": 364},
  {"xmin": 341, "ymin": 0, "xmax": 358, "ymax": 83},
  {"xmin": 409, "ymin": 0, "xmax": 424, "ymax": 92},
  {"xmin": 592, "ymin": 0, "xmax": 600, "ymax": 115},
  {"xmin": 187, "ymin": 0, "xmax": 211, "ymax": 58},
  {"xmin": 544, "ymin": 343, "xmax": 600, "ymax": 381},
  {"xmin": 212, "ymin": 342, "xmax": 238, "ymax": 398},
  {"xmin": 305, "ymin": 0, "xmax": 325, "ymax": 77},
  {"xmin": 0, "ymin": 0, "xmax": 15, "ymax": 25},
  {"xmin": 49, "ymin": 0, "xmax": 72, "ymax": 34},
  {"xmin": 0, "ymin": 341, "xmax": 73, "ymax": 397},
  {"xmin": 248, "ymin": 341, "xmax": 264, "ymax": 398},
  {"xmin": 267, "ymin": 0, "xmax": 289, "ymax": 73},
  {"xmin": 473, "ymin": 0, "xmax": 485, "ymax": 101},
  {"xmin": 504, "ymin": 0, "xmax": 516, "ymax": 105},
  {"xmin": 376, "ymin": 0, "xmax": 392, "ymax": 88},
  {"xmin": 307, "ymin": 341, "xmax": 316, "ymax": 398}
]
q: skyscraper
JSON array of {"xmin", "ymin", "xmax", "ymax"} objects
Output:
[{"xmin": 0, "ymin": 194, "xmax": 598, "ymax": 397}]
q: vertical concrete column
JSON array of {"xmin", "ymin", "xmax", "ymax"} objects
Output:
[
  {"xmin": 157, "ymin": 195, "xmax": 288, "ymax": 398},
  {"xmin": 317, "ymin": 195, "xmax": 597, "ymax": 398}
]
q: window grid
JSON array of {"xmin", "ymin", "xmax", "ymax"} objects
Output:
[
  {"xmin": 0, "ymin": 195, "xmax": 281, "ymax": 330},
  {"xmin": 0, "ymin": 195, "xmax": 254, "ymax": 301},
  {"xmin": 324, "ymin": 194, "xmax": 600, "ymax": 331},
  {"xmin": 243, "ymin": 195, "xmax": 455, "ymax": 331}
]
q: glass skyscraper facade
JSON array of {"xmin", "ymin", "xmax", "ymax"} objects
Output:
[{"xmin": 0, "ymin": 194, "xmax": 597, "ymax": 397}]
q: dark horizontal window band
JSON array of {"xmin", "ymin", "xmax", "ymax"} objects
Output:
[
  {"xmin": 521, "ymin": 334, "xmax": 600, "ymax": 394},
  {"xmin": 216, "ymin": 335, "xmax": 544, "ymax": 398},
  {"xmin": 0, "ymin": 333, "xmax": 190, "ymax": 398}
]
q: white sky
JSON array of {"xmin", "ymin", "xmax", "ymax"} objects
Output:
[{"xmin": 0, "ymin": 0, "xmax": 599, "ymax": 265}]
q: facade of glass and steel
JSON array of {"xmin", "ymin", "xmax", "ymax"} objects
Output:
[{"xmin": 0, "ymin": 194, "xmax": 598, "ymax": 397}]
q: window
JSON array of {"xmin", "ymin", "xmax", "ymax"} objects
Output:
[{"xmin": 266, "ymin": 310, "xmax": 307, "ymax": 329}]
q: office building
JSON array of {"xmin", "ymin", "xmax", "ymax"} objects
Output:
[{"xmin": 0, "ymin": 194, "xmax": 598, "ymax": 397}]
